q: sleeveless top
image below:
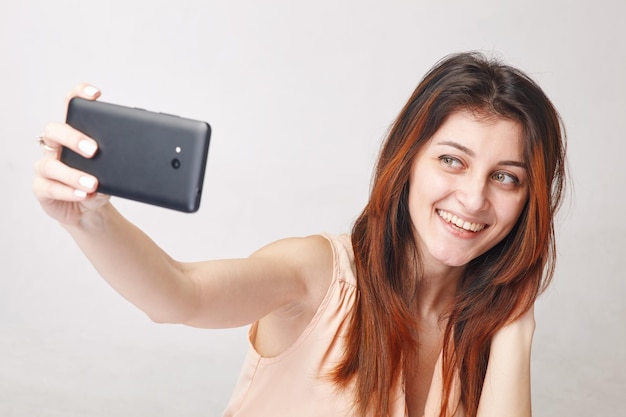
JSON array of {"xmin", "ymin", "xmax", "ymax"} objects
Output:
[{"xmin": 222, "ymin": 233, "xmax": 406, "ymax": 417}]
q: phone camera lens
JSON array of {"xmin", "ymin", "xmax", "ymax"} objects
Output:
[{"xmin": 171, "ymin": 158, "xmax": 181, "ymax": 169}]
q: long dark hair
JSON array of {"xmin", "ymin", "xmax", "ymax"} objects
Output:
[{"xmin": 332, "ymin": 52, "xmax": 566, "ymax": 417}]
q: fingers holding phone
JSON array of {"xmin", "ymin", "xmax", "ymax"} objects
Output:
[
  {"xmin": 34, "ymin": 155, "xmax": 98, "ymax": 197},
  {"xmin": 33, "ymin": 84, "xmax": 110, "ymax": 225},
  {"xmin": 40, "ymin": 121, "xmax": 99, "ymax": 159},
  {"xmin": 38, "ymin": 83, "xmax": 100, "ymax": 157},
  {"xmin": 33, "ymin": 149, "xmax": 110, "ymax": 226},
  {"xmin": 65, "ymin": 83, "xmax": 101, "ymax": 109}
]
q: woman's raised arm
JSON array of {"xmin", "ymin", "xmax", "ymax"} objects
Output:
[
  {"xmin": 475, "ymin": 306, "xmax": 535, "ymax": 417},
  {"xmin": 33, "ymin": 84, "xmax": 332, "ymax": 330},
  {"xmin": 423, "ymin": 307, "xmax": 535, "ymax": 417},
  {"xmin": 65, "ymin": 207, "xmax": 330, "ymax": 328}
]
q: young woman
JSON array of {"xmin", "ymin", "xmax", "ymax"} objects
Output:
[{"xmin": 33, "ymin": 52, "xmax": 566, "ymax": 417}]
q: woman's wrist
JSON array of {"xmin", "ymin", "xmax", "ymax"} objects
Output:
[
  {"xmin": 63, "ymin": 199, "xmax": 114, "ymax": 234},
  {"xmin": 492, "ymin": 306, "xmax": 535, "ymax": 347},
  {"xmin": 487, "ymin": 307, "xmax": 535, "ymax": 383}
]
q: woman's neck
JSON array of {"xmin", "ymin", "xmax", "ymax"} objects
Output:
[{"xmin": 415, "ymin": 261, "xmax": 463, "ymax": 322}]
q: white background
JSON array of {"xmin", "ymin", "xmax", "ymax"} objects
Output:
[{"xmin": 1, "ymin": 1, "xmax": 624, "ymax": 416}]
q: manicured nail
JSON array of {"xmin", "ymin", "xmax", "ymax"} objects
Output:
[
  {"xmin": 78, "ymin": 140, "xmax": 97, "ymax": 156},
  {"xmin": 74, "ymin": 189, "xmax": 87, "ymax": 198},
  {"xmin": 79, "ymin": 176, "xmax": 97, "ymax": 189},
  {"xmin": 84, "ymin": 86, "xmax": 99, "ymax": 97}
]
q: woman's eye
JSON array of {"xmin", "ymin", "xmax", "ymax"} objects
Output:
[
  {"xmin": 439, "ymin": 156, "xmax": 462, "ymax": 168},
  {"xmin": 492, "ymin": 172, "xmax": 519, "ymax": 185}
]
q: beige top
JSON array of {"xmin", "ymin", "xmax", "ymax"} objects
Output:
[{"xmin": 222, "ymin": 233, "xmax": 406, "ymax": 417}]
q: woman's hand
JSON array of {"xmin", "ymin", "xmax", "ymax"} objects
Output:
[{"xmin": 32, "ymin": 83, "xmax": 110, "ymax": 226}]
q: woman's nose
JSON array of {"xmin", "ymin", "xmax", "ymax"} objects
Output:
[{"xmin": 456, "ymin": 176, "xmax": 489, "ymax": 213}]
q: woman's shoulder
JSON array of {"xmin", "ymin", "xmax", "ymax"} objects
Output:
[
  {"xmin": 318, "ymin": 233, "xmax": 356, "ymax": 287},
  {"xmin": 279, "ymin": 233, "xmax": 353, "ymax": 284},
  {"xmin": 255, "ymin": 233, "xmax": 352, "ymax": 264},
  {"xmin": 317, "ymin": 233, "xmax": 353, "ymax": 260},
  {"xmin": 249, "ymin": 233, "xmax": 355, "ymax": 296}
]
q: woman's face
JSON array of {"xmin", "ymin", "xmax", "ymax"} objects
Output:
[{"xmin": 408, "ymin": 110, "xmax": 529, "ymax": 274}]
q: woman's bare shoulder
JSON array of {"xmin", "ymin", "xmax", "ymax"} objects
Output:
[
  {"xmin": 250, "ymin": 234, "xmax": 334, "ymax": 297},
  {"xmin": 250, "ymin": 234, "xmax": 335, "ymax": 356}
]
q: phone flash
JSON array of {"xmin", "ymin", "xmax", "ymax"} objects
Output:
[{"xmin": 175, "ymin": 146, "xmax": 182, "ymax": 154}]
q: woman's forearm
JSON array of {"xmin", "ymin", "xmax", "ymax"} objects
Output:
[
  {"xmin": 64, "ymin": 202, "xmax": 194, "ymax": 323},
  {"xmin": 476, "ymin": 310, "xmax": 535, "ymax": 417}
]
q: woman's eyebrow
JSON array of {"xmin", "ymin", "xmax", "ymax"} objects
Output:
[
  {"xmin": 437, "ymin": 140, "xmax": 474, "ymax": 156},
  {"xmin": 500, "ymin": 160, "xmax": 527, "ymax": 168},
  {"xmin": 436, "ymin": 140, "xmax": 527, "ymax": 168}
]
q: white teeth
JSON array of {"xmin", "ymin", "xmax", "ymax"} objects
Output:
[{"xmin": 437, "ymin": 210, "xmax": 486, "ymax": 233}]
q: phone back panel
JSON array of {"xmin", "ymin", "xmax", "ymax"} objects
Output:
[{"xmin": 62, "ymin": 98, "xmax": 211, "ymax": 212}]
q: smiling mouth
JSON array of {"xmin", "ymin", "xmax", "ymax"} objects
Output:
[{"xmin": 437, "ymin": 209, "xmax": 488, "ymax": 233}]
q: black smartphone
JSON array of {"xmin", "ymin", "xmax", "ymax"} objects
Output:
[{"xmin": 61, "ymin": 97, "xmax": 211, "ymax": 213}]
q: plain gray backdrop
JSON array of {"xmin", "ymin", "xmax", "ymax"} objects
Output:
[{"xmin": 1, "ymin": 0, "xmax": 624, "ymax": 416}]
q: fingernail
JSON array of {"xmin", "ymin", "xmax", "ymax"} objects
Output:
[
  {"xmin": 84, "ymin": 86, "xmax": 99, "ymax": 97},
  {"xmin": 78, "ymin": 140, "xmax": 97, "ymax": 156},
  {"xmin": 74, "ymin": 189, "xmax": 87, "ymax": 198},
  {"xmin": 79, "ymin": 176, "xmax": 97, "ymax": 189}
]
